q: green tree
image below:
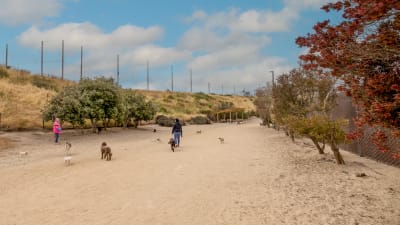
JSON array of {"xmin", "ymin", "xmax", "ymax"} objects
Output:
[
  {"xmin": 78, "ymin": 77, "xmax": 120, "ymax": 130},
  {"xmin": 273, "ymin": 68, "xmax": 348, "ymax": 164},
  {"xmin": 118, "ymin": 90, "xmax": 157, "ymax": 128},
  {"xmin": 42, "ymin": 85, "xmax": 85, "ymax": 127}
]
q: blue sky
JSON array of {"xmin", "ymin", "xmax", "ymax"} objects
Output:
[{"xmin": 0, "ymin": 0, "xmax": 339, "ymax": 94}]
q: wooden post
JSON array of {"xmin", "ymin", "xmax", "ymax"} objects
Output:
[
  {"xmin": 229, "ymin": 111, "xmax": 232, "ymax": 123},
  {"xmin": 217, "ymin": 113, "xmax": 219, "ymax": 122}
]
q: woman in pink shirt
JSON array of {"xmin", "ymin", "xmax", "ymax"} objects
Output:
[{"xmin": 52, "ymin": 118, "xmax": 62, "ymax": 143}]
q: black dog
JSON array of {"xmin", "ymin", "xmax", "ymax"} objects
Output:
[{"xmin": 168, "ymin": 138, "xmax": 176, "ymax": 152}]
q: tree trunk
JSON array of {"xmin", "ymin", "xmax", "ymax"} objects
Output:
[
  {"xmin": 329, "ymin": 127, "xmax": 345, "ymax": 164},
  {"xmin": 289, "ymin": 129, "xmax": 295, "ymax": 142},
  {"xmin": 330, "ymin": 141, "xmax": 345, "ymax": 165},
  {"xmin": 90, "ymin": 118, "xmax": 97, "ymax": 133},
  {"xmin": 310, "ymin": 136, "xmax": 325, "ymax": 154}
]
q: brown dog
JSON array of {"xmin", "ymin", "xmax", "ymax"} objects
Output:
[
  {"xmin": 168, "ymin": 138, "xmax": 176, "ymax": 152},
  {"xmin": 101, "ymin": 142, "xmax": 112, "ymax": 161}
]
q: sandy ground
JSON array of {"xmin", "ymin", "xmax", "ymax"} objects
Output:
[{"xmin": 0, "ymin": 118, "xmax": 399, "ymax": 225}]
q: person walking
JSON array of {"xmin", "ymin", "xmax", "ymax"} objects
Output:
[
  {"xmin": 53, "ymin": 118, "xmax": 62, "ymax": 143},
  {"xmin": 172, "ymin": 118, "xmax": 183, "ymax": 147}
]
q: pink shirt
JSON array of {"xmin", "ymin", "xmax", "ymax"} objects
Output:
[{"xmin": 53, "ymin": 121, "xmax": 61, "ymax": 134}]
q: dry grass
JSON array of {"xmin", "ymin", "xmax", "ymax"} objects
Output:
[
  {"xmin": 0, "ymin": 66, "xmax": 255, "ymax": 129},
  {"xmin": 138, "ymin": 90, "xmax": 255, "ymax": 120}
]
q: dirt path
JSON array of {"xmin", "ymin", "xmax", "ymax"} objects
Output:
[{"xmin": 0, "ymin": 118, "xmax": 399, "ymax": 225}]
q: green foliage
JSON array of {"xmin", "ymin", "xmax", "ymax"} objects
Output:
[
  {"xmin": 0, "ymin": 67, "xmax": 9, "ymax": 79},
  {"xmin": 78, "ymin": 77, "xmax": 120, "ymax": 128},
  {"xmin": 273, "ymin": 69, "xmax": 336, "ymax": 125},
  {"xmin": 43, "ymin": 77, "xmax": 156, "ymax": 129},
  {"xmin": 117, "ymin": 90, "xmax": 157, "ymax": 128},
  {"xmin": 216, "ymin": 101, "xmax": 234, "ymax": 110},
  {"xmin": 155, "ymin": 115, "xmax": 175, "ymax": 127},
  {"xmin": 190, "ymin": 116, "xmax": 211, "ymax": 124},
  {"xmin": 31, "ymin": 75, "xmax": 58, "ymax": 91},
  {"xmin": 193, "ymin": 92, "xmax": 215, "ymax": 101},
  {"xmin": 42, "ymin": 85, "xmax": 85, "ymax": 127}
]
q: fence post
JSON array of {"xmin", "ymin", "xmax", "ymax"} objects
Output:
[{"xmin": 357, "ymin": 140, "xmax": 363, "ymax": 157}]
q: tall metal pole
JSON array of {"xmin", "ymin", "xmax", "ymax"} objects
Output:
[
  {"xmin": 117, "ymin": 54, "xmax": 119, "ymax": 85},
  {"xmin": 208, "ymin": 82, "xmax": 210, "ymax": 94},
  {"xmin": 61, "ymin": 40, "xmax": 64, "ymax": 80},
  {"xmin": 171, "ymin": 65, "xmax": 174, "ymax": 92},
  {"xmin": 190, "ymin": 68, "xmax": 192, "ymax": 93},
  {"xmin": 80, "ymin": 46, "xmax": 83, "ymax": 81},
  {"xmin": 5, "ymin": 44, "xmax": 8, "ymax": 68},
  {"xmin": 146, "ymin": 60, "xmax": 149, "ymax": 90},
  {"xmin": 41, "ymin": 41, "xmax": 43, "ymax": 76},
  {"xmin": 270, "ymin": 70, "xmax": 275, "ymax": 87}
]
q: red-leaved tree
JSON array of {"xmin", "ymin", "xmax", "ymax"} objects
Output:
[{"xmin": 296, "ymin": 0, "xmax": 400, "ymax": 158}]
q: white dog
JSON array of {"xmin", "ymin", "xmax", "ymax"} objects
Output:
[
  {"xmin": 64, "ymin": 156, "xmax": 72, "ymax": 166},
  {"xmin": 19, "ymin": 151, "xmax": 28, "ymax": 157},
  {"xmin": 65, "ymin": 141, "xmax": 72, "ymax": 156}
]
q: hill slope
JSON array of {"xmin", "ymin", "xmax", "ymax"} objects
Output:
[{"xmin": 0, "ymin": 66, "xmax": 255, "ymax": 130}]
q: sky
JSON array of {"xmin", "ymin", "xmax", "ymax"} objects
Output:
[{"xmin": 0, "ymin": 0, "xmax": 340, "ymax": 94}]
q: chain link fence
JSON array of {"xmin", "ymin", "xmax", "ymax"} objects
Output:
[{"xmin": 332, "ymin": 94, "xmax": 400, "ymax": 167}]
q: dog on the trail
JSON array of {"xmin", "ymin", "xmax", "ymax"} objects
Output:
[
  {"xmin": 65, "ymin": 141, "xmax": 72, "ymax": 156},
  {"xmin": 64, "ymin": 156, "xmax": 72, "ymax": 166},
  {"xmin": 101, "ymin": 142, "xmax": 112, "ymax": 161},
  {"xmin": 196, "ymin": 130, "xmax": 202, "ymax": 134},
  {"xmin": 218, "ymin": 137, "xmax": 225, "ymax": 144},
  {"xmin": 168, "ymin": 138, "xmax": 176, "ymax": 152},
  {"xmin": 19, "ymin": 151, "xmax": 28, "ymax": 157}
]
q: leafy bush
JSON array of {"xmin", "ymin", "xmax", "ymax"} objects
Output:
[
  {"xmin": 0, "ymin": 67, "xmax": 9, "ymax": 79},
  {"xmin": 32, "ymin": 76, "xmax": 58, "ymax": 91},
  {"xmin": 193, "ymin": 92, "xmax": 214, "ymax": 101},
  {"xmin": 155, "ymin": 115, "xmax": 175, "ymax": 127},
  {"xmin": 199, "ymin": 109, "xmax": 212, "ymax": 115},
  {"xmin": 190, "ymin": 116, "xmax": 211, "ymax": 124}
]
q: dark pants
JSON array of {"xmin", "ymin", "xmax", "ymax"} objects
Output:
[
  {"xmin": 173, "ymin": 132, "xmax": 181, "ymax": 146},
  {"xmin": 55, "ymin": 133, "xmax": 59, "ymax": 143}
]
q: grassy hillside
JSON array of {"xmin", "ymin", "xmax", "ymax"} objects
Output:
[{"xmin": 0, "ymin": 66, "xmax": 255, "ymax": 130}]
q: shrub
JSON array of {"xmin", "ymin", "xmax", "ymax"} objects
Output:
[
  {"xmin": 155, "ymin": 115, "xmax": 175, "ymax": 127},
  {"xmin": 0, "ymin": 67, "xmax": 9, "ymax": 79},
  {"xmin": 32, "ymin": 76, "xmax": 58, "ymax": 91},
  {"xmin": 190, "ymin": 116, "xmax": 211, "ymax": 125}
]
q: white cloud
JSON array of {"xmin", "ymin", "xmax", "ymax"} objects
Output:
[
  {"xmin": 186, "ymin": 56, "xmax": 293, "ymax": 94},
  {"xmin": 0, "ymin": 0, "xmax": 62, "ymax": 26},
  {"xmin": 188, "ymin": 45, "xmax": 260, "ymax": 71},
  {"xmin": 125, "ymin": 45, "xmax": 191, "ymax": 67},
  {"xmin": 283, "ymin": 0, "xmax": 331, "ymax": 10},
  {"xmin": 17, "ymin": 22, "xmax": 164, "ymax": 52},
  {"xmin": 185, "ymin": 8, "xmax": 298, "ymax": 34}
]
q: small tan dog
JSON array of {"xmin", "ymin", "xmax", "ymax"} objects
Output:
[
  {"xmin": 218, "ymin": 137, "xmax": 224, "ymax": 144},
  {"xmin": 101, "ymin": 142, "xmax": 112, "ymax": 161}
]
